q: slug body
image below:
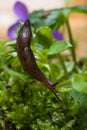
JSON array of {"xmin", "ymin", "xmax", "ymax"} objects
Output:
[{"xmin": 16, "ymin": 19, "xmax": 57, "ymax": 94}]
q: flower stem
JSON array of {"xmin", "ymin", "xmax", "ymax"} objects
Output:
[
  {"xmin": 58, "ymin": 54, "xmax": 68, "ymax": 77},
  {"xmin": 65, "ymin": 18, "xmax": 76, "ymax": 64}
]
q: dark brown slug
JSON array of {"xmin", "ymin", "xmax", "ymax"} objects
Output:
[{"xmin": 16, "ymin": 19, "xmax": 59, "ymax": 99}]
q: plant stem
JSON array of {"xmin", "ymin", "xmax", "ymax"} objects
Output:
[
  {"xmin": 58, "ymin": 54, "xmax": 68, "ymax": 77},
  {"xmin": 65, "ymin": 18, "xmax": 76, "ymax": 64}
]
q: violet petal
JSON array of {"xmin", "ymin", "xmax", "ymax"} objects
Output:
[
  {"xmin": 14, "ymin": 1, "xmax": 28, "ymax": 22},
  {"xmin": 7, "ymin": 22, "xmax": 19, "ymax": 40},
  {"xmin": 52, "ymin": 30, "xmax": 64, "ymax": 41}
]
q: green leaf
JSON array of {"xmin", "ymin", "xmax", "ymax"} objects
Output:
[
  {"xmin": 48, "ymin": 40, "xmax": 72, "ymax": 55},
  {"xmin": 57, "ymin": 80, "xmax": 72, "ymax": 88},
  {"xmin": 44, "ymin": 11, "xmax": 63, "ymax": 27},
  {"xmin": 56, "ymin": 80, "xmax": 73, "ymax": 92},
  {"xmin": 69, "ymin": 5, "xmax": 87, "ymax": 14},
  {"xmin": 5, "ymin": 40, "xmax": 16, "ymax": 47},
  {"xmin": 0, "ymin": 41, "xmax": 7, "ymax": 56},
  {"xmin": 30, "ymin": 10, "xmax": 45, "ymax": 28},
  {"xmin": 30, "ymin": 9, "xmax": 65, "ymax": 28},
  {"xmin": 72, "ymin": 73, "xmax": 87, "ymax": 94},
  {"xmin": 30, "ymin": 6, "xmax": 87, "ymax": 29},
  {"xmin": 3, "ymin": 66, "xmax": 28, "ymax": 81},
  {"xmin": 61, "ymin": 119, "xmax": 75, "ymax": 130},
  {"xmin": 37, "ymin": 27, "xmax": 52, "ymax": 41},
  {"xmin": 50, "ymin": 63, "xmax": 61, "ymax": 81},
  {"xmin": 65, "ymin": 61, "xmax": 75, "ymax": 73},
  {"xmin": 0, "ymin": 119, "xmax": 4, "ymax": 127},
  {"xmin": 34, "ymin": 27, "xmax": 53, "ymax": 49},
  {"xmin": 51, "ymin": 5, "xmax": 87, "ymax": 16}
]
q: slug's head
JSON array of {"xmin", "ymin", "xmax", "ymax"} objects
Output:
[{"xmin": 17, "ymin": 19, "xmax": 32, "ymax": 47}]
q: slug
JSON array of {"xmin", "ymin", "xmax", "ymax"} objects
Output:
[{"xmin": 16, "ymin": 19, "xmax": 59, "ymax": 99}]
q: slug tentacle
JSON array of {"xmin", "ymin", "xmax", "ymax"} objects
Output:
[{"xmin": 16, "ymin": 19, "xmax": 59, "ymax": 99}]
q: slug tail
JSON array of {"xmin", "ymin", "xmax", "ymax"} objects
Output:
[
  {"xmin": 52, "ymin": 88, "xmax": 61, "ymax": 102},
  {"xmin": 50, "ymin": 82, "xmax": 61, "ymax": 102},
  {"xmin": 52, "ymin": 82, "xmax": 59, "ymax": 87}
]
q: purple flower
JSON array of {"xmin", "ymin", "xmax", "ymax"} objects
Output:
[
  {"xmin": 52, "ymin": 30, "xmax": 64, "ymax": 41},
  {"xmin": 7, "ymin": 1, "xmax": 29, "ymax": 40}
]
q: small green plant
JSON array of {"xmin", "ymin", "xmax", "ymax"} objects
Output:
[{"xmin": 0, "ymin": 3, "xmax": 87, "ymax": 130}]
